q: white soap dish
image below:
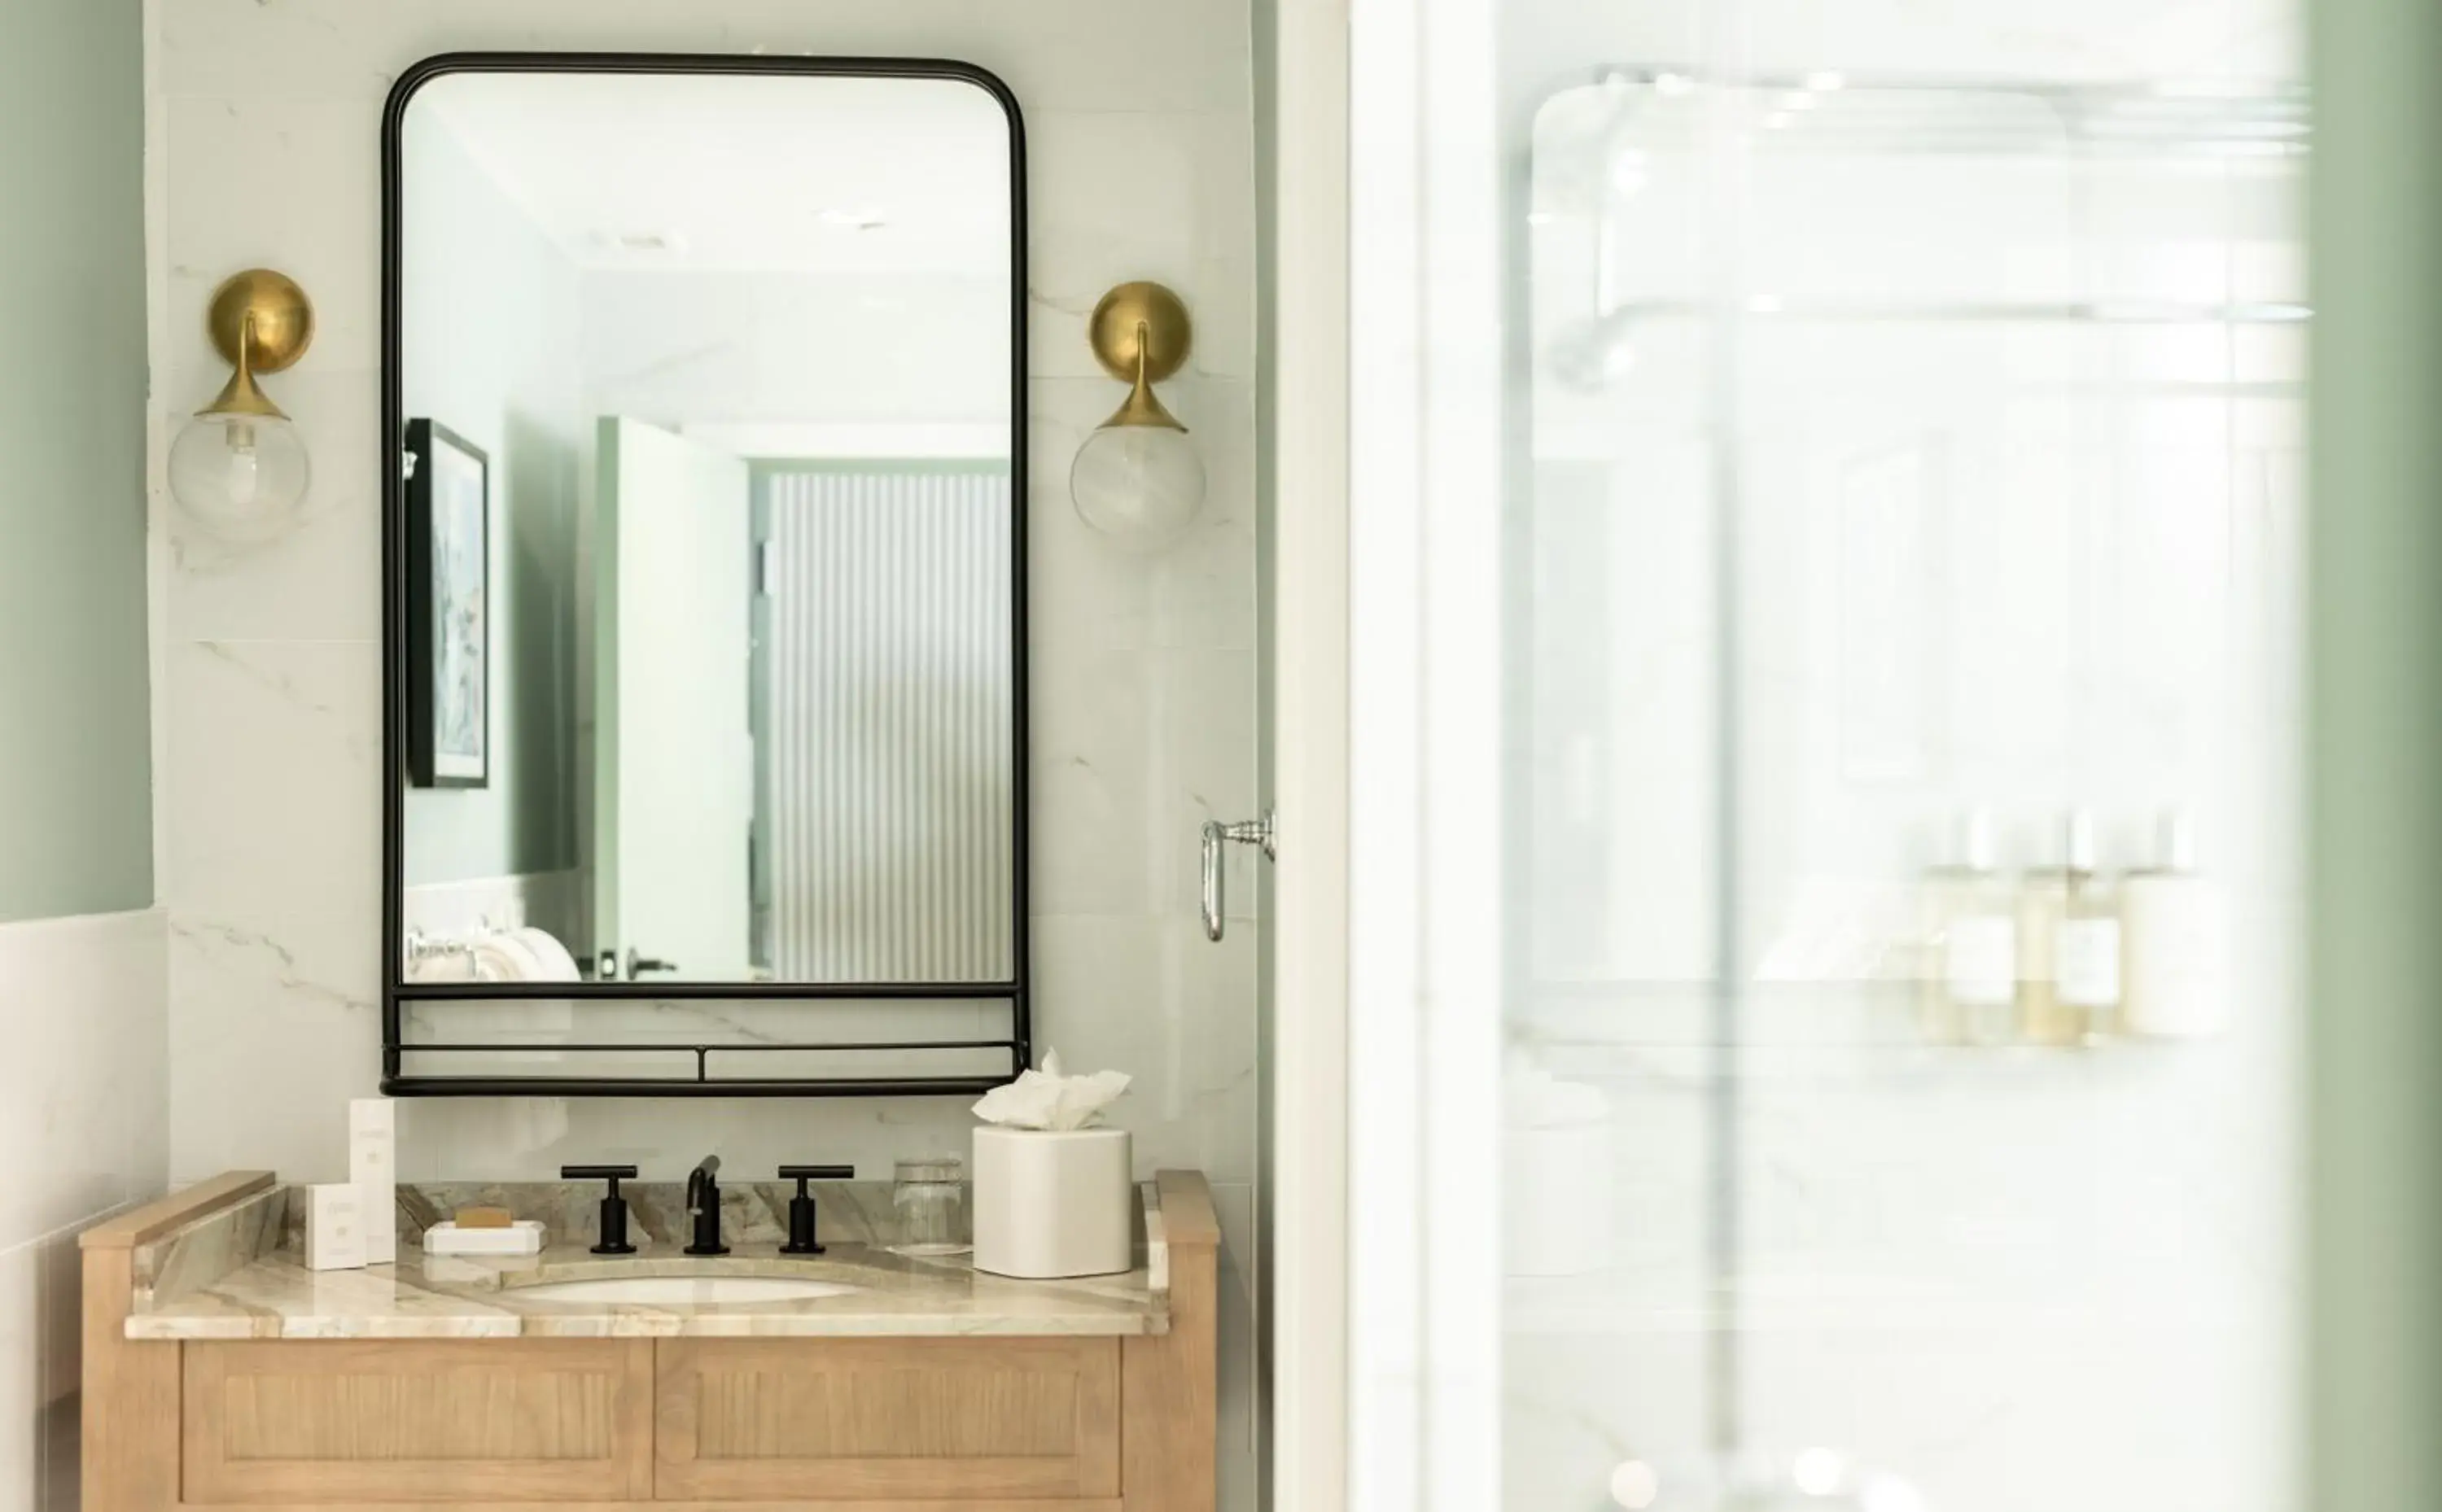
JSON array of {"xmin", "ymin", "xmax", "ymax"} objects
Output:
[{"xmin": 423, "ymin": 1220, "xmax": 547, "ymax": 1256}]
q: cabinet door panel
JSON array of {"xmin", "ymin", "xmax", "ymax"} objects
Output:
[
  {"xmin": 656, "ymin": 1337, "xmax": 1121, "ymax": 1501},
  {"xmin": 183, "ymin": 1339, "xmax": 654, "ymax": 1504}
]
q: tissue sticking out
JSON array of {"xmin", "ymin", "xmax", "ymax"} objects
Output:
[{"xmin": 972, "ymin": 1050, "xmax": 1131, "ymax": 1131}]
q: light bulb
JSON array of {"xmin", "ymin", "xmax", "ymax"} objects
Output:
[
  {"xmin": 224, "ymin": 421, "xmax": 261, "ymax": 509},
  {"xmin": 170, "ymin": 411, "xmax": 310, "ymax": 540},
  {"xmin": 1070, "ymin": 424, "xmax": 1206, "ymax": 551}
]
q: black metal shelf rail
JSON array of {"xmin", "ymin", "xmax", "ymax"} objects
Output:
[{"xmin": 389, "ymin": 1035, "xmax": 1026, "ymax": 1098}]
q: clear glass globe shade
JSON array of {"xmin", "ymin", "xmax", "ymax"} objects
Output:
[
  {"xmin": 169, "ymin": 412, "xmax": 310, "ymax": 540},
  {"xmin": 1070, "ymin": 424, "xmax": 1206, "ymax": 551}
]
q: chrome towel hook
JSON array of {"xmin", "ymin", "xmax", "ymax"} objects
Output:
[{"xmin": 1200, "ymin": 810, "xmax": 1276, "ymax": 942}]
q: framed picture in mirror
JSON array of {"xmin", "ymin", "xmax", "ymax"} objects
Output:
[{"xmin": 404, "ymin": 417, "xmax": 490, "ymax": 790}]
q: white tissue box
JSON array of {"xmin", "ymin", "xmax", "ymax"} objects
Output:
[{"xmin": 972, "ymin": 1127, "xmax": 1131, "ymax": 1279}]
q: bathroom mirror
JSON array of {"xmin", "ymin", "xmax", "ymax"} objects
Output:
[{"xmin": 380, "ymin": 55, "xmax": 1028, "ymax": 1093}]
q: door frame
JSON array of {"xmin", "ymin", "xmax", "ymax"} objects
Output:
[
  {"xmin": 1266, "ymin": 2, "xmax": 1352, "ymax": 1511},
  {"xmin": 1270, "ymin": 0, "xmax": 1509, "ymax": 1507}
]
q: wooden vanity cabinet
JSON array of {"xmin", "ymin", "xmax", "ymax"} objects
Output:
[
  {"xmin": 180, "ymin": 1339, "xmax": 656, "ymax": 1505},
  {"xmin": 656, "ymin": 1337, "xmax": 1121, "ymax": 1501},
  {"xmin": 84, "ymin": 1171, "xmax": 1220, "ymax": 1512}
]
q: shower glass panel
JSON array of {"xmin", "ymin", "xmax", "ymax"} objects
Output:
[{"xmin": 1495, "ymin": 11, "xmax": 2304, "ymax": 1512}]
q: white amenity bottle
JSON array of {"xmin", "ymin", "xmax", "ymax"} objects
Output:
[
  {"xmin": 2119, "ymin": 808, "xmax": 2228, "ymax": 1039},
  {"xmin": 1920, "ymin": 806, "xmax": 2016, "ymax": 1045}
]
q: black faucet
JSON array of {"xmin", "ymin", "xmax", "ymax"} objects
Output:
[{"xmin": 684, "ymin": 1156, "xmax": 729, "ymax": 1256}]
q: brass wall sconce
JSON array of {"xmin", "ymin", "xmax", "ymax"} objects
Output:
[
  {"xmin": 1070, "ymin": 281, "xmax": 1206, "ymax": 550},
  {"xmin": 168, "ymin": 269, "xmax": 315, "ymax": 536}
]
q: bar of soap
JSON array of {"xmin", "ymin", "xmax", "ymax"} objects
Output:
[{"xmin": 453, "ymin": 1205, "xmax": 514, "ymax": 1230}]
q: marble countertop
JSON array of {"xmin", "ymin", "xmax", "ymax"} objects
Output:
[{"xmin": 125, "ymin": 1181, "xmax": 1170, "ymax": 1340}]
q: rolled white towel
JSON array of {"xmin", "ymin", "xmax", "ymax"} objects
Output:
[
  {"xmin": 507, "ymin": 927, "xmax": 582, "ymax": 983},
  {"xmin": 470, "ymin": 932, "xmax": 546, "ymax": 981}
]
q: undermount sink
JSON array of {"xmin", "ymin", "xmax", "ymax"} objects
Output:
[{"xmin": 510, "ymin": 1275, "xmax": 859, "ymax": 1306}]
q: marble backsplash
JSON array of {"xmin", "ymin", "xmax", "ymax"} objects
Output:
[{"xmin": 392, "ymin": 1179, "xmax": 912, "ymax": 1251}]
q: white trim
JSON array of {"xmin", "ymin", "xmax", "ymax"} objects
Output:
[
  {"xmin": 1346, "ymin": 0, "xmax": 1425, "ymax": 1506},
  {"xmin": 1269, "ymin": 0, "xmax": 1354, "ymax": 1510},
  {"xmin": 1344, "ymin": 0, "xmax": 1507, "ymax": 1505},
  {"xmin": 0, "ymin": 902, "xmax": 168, "ymax": 940},
  {"xmin": 1414, "ymin": 0, "xmax": 1504, "ymax": 1503}
]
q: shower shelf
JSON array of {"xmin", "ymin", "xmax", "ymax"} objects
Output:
[
  {"xmin": 1538, "ymin": 296, "xmax": 2310, "ymax": 327},
  {"xmin": 1555, "ymin": 68, "xmax": 2308, "ymax": 159}
]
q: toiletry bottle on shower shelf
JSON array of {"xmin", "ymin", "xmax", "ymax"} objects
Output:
[
  {"xmin": 2019, "ymin": 811, "xmax": 2113, "ymax": 1047},
  {"xmin": 2014, "ymin": 813, "xmax": 2072, "ymax": 1047},
  {"xmin": 2055, "ymin": 812, "xmax": 2123, "ymax": 1045},
  {"xmin": 2120, "ymin": 808, "xmax": 2228, "ymax": 1039},
  {"xmin": 1919, "ymin": 807, "xmax": 2015, "ymax": 1045}
]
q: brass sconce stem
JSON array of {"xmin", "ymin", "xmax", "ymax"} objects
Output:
[
  {"xmin": 204, "ymin": 312, "xmax": 287, "ymax": 420},
  {"xmin": 199, "ymin": 269, "xmax": 314, "ymax": 420},
  {"xmin": 1088, "ymin": 283, "xmax": 1193, "ymax": 431}
]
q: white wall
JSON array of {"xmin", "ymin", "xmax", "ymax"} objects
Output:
[
  {"xmin": 583, "ymin": 269, "xmax": 1012, "ymax": 427},
  {"xmin": 0, "ymin": 911, "xmax": 169, "ymax": 1512},
  {"xmin": 149, "ymin": 3, "xmax": 1258, "ymax": 1508}
]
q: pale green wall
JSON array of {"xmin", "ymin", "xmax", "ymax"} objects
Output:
[
  {"xmin": 0, "ymin": 0, "xmax": 152, "ymax": 924},
  {"xmin": 2309, "ymin": 0, "xmax": 2442, "ymax": 1505},
  {"xmin": 399, "ymin": 110, "xmax": 584, "ymax": 887}
]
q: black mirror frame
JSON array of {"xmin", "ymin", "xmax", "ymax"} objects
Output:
[{"xmin": 379, "ymin": 52, "xmax": 1031, "ymax": 1098}]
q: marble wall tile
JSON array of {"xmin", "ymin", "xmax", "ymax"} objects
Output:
[
  {"xmin": 155, "ymin": 0, "xmax": 1254, "ymax": 113},
  {"xmin": 163, "ymin": 640, "xmax": 383, "ymax": 921},
  {"xmin": 164, "ymin": 640, "xmax": 385, "ymax": 1183},
  {"xmin": 160, "ymin": 96, "xmax": 384, "ymax": 374},
  {"xmin": 1034, "ymin": 917, "xmax": 1258, "ymax": 1182},
  {"xmin": 1030, "ymin": 378, "xmax": 1258, "ymax": 656},
  {"xmin": 162, "ymin": 370, "xmax": 383, "ymax": 645},
  {"xmin": 1027, "ymin": 111, "xmax": 1257, "ymax": 383}
]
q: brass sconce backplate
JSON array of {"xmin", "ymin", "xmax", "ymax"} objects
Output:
[
  {"xmin": 1088, "ymin": 282, "xmax": 1193, "ymax": 387},
  {"xmin": 206, "ymin": 269, "xmax": 316, "ymax": 376}
]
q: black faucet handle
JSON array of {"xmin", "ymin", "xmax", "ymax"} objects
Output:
[
  {"xmin": 777, "ymin": 1165, "xmax": 852, "ymax": 1256},
  {"xmin": 563, "ymin": 1165, "xmax": 640, "ymax": 1256}
]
